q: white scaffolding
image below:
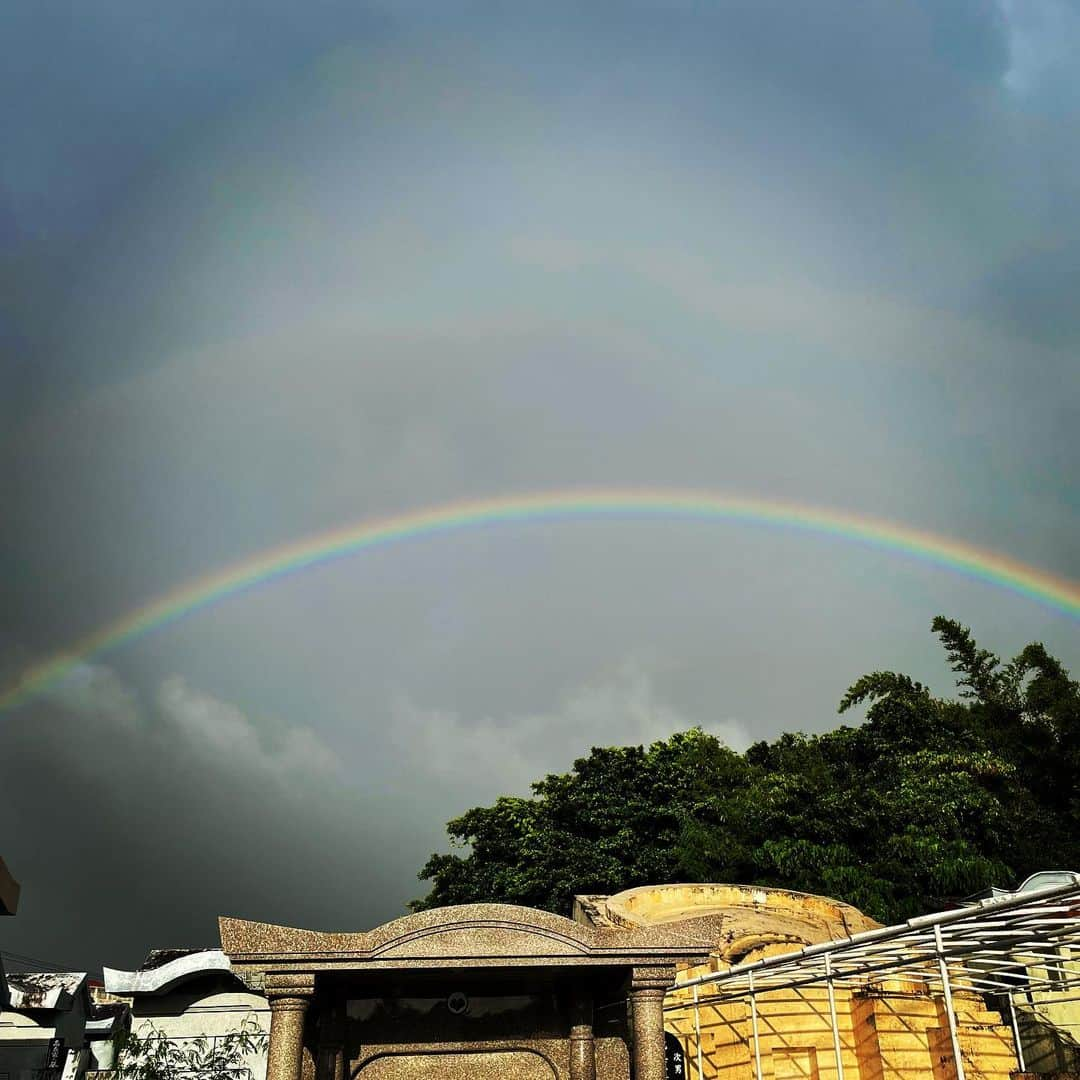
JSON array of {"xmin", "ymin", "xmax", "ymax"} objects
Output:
[{"xmin": 665, "ymin": 875, "xmax": 1080, "ymax": 1080}]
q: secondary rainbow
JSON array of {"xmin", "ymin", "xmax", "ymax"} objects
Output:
[{"xmin": 4, "ymin": 488, "xmax": 1078, "ymax": 712}]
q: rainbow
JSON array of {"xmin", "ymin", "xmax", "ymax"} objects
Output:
[{"xmin": 3, "ymin": 488, "xmax": 1078, "ymax": 712}]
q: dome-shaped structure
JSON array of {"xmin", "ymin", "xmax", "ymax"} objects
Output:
[{"xmin": 573, "ymin": 883, "xmax": 880, "ymax": 965}]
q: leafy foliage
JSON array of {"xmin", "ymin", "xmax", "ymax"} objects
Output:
[
  {"xmin": 413, "ymin": 618, "xmax": 1080, "ymax": 923},
  {"xmin": 114, "ymin": 1019, "xmax": 267, "ymax": 1080}
]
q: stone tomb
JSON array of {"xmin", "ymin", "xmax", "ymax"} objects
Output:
[{"xmin": 221, "ymin": 904, "xmax": 712, "ymax": 1080}]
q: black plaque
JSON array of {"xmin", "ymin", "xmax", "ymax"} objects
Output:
[
  {"xmin": 45, "ymin": 1038, "xmax": 65, "ymax": 1071},
  {"xmin": 665, "ymin": 1031, "xmax": 687, "ymax": 1080}
]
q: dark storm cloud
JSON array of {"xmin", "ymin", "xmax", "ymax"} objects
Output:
[
  {"xmin": 0, "ymin": 655, "xmax": 738, "ymax": 970},
  {"xmin": 2, "ymin": 0, "xmax": 1079, "ymax": 971},
  {"xmin": 0, "ymin": 663, "xmax": 410, "ymax": 970}
]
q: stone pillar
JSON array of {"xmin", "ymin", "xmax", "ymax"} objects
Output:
[
  {"xmin": 569, "ymin": 987, "xmax": 596, "ymax": 1080},
  {"xmin": 628, "ymin": 966, "xmax": 676, "ymax": 1080},
  {"xmin": 266, "ymin": 974, "xmax": 316, "ymax": 1080}
]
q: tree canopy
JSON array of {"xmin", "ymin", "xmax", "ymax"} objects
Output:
[{"xmin": 412, "ymin": 618, "xmax": 1080, "ymax": 924}]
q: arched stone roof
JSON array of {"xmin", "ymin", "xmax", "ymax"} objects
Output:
[{"xmin": 220, "ymin": 902, "xmax": 713, "ymax": 974}]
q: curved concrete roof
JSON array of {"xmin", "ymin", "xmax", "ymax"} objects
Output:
[
  {"xmin": 103, "ymin": 949, "xmax": 232, "ymax": 995},
  {"xmin": 85, "ymin": 1011, "xmax": 127, "ymax": 1037},
  {"xmin": 573, "ymin": 883, "xmax": 881, "ymax": 966},
  {"xmin": 600, "ymin": 883, "xmax": 876, "ymax": 929}
]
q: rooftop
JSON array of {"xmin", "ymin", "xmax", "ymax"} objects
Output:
[
  {"xmin": 668, "ymin": 873, "xmax": 1080, "ymax": 1005},
  {"xmin": 140, "ymin": 948, "xmax": 215, "ymax": 971},
  {"xmin": 574, "ymin": 883, "xmax": 880, "ymax": 966},
  {"xmin": 104, "ymin": 949, "xmax": 232, "ymax": 996},
  {"xmin": 6, "ymin": 972, "xmax": 87, "ymax": 1011}
]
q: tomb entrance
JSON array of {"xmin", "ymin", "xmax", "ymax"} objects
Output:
[{"xmin": 221, "ymin": 903, "xmax": 711, "ymax": 1080}]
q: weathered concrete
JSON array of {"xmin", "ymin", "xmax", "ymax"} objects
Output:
[{"xmin": 597, "ymin": 885, "xmax": 1022, "ymax": 1080}]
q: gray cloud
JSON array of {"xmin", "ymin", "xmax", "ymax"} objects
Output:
[
  {"xmin": 388, "ymin": 657, "xmax": 749, "ymax": 795},
  {"xmin": 2, "ymin": 0, "xmax": 1078, "ymax": 971},
  {"xmin": 156, "ymin": 675, "xmax": 339, "ymax": 782},
  {"xmin": 999, "ymin": 0, "xmax": 1080, "ymax": 95},
  {"xmin": 0, "ymin": 662, "xmax": 378, "ymax": 969},
  {"xmin": 0, "ymin": 655, "xmax": 727, "ymax": 971}
]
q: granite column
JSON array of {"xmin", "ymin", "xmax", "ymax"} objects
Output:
[
  {"xmin": 629, "ymin": 966, "xmax": 676, "ymax": 1080},
  {"xmin": 569, "ymin": 987, "xmax": 596, "ymax": 1080},
  {"xmin": 265, "ymin": 974, "xmax": 316, "ymax": 1080}
]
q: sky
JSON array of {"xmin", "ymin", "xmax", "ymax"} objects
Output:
[{"xmin": 1, "ymin": 0, "xmax": 1079, "ymax": 974}]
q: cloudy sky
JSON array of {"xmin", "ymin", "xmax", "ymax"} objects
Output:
[{"xmin": 2, "ymin": 1, "xmax": 1079, "ymax": 973}]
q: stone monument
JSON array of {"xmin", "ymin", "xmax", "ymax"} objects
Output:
[{"xmin": 221, "ymin": 903, "xmax": 712, "ymax": 1080}]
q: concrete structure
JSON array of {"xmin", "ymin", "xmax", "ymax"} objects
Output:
[
  {"xmin": 88, "ymin": 879, "xmax": 1078, "ymax": 1080},
  {"xmin": 0, "ymin": 972, "xmax": 101, "ymax": 1080},
  {"xmin": 997, "ymin": 926, "xmax": 1080, "ymax": 1074},
  {"xmin": 1008, "ymin": 964, "xmax": 1080, "ymax": 1074},
  {"xmin": 573, "ymin": 886, "xmax": 879, "ymax": 967},
  {"xmin": 0, "ymin": 858, "xmax": 123, "ymax": 1080},
  {"xmin": 665, "ymin": 970, "xmax": 1018, "ymax": 1080},
  {"xmin": 220, "ymin": 902, "xmax": 713, "ymax": 1080},
  {"xmin": 975, "ymin": 872, "xmax": 1080, "ymax": 1074},
  {"xmin": 103, "ymin": 949, "xmax": 270, "ymax": 1080},
  {"xmin": 577, "ymin": 885, "xmax": 1024, "ymax": 1080}
]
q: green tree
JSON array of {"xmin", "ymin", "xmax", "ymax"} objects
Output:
[
  {"xmin": 114, "ymin": 1020, "xmax": 267, "ymax": 1080},
  {"xmin": 413, "ymin": 618, "xmax": 1080, "ymax": 923}
]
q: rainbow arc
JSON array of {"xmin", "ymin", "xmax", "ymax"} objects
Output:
[{"xmin": 3, "ymin": 489, "xmax": 1078, "ymax": 712}]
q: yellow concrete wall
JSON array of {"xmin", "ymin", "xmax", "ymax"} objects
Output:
[
  {"xmin": 1011, "ymin": 948, "xmax": 1080, "ymax": 1072},
  {"xmin": 596, "ymin": 883, "xmax": 1034, "ymax": 1080},
  {"xmin": 666, "ymin": 967, "xmax": 1019, "ymax": 1080}
]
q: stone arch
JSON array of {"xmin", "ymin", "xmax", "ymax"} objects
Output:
[{"xmin": 354, "ymin": 1046, "xmax": 559, "ymax": 1080}]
